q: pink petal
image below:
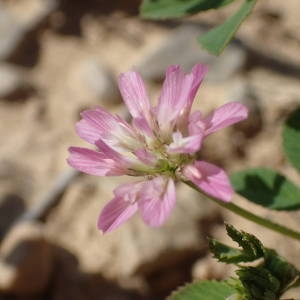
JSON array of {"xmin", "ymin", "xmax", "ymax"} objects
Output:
[
  {"xmin": 77, "ymin": 108, "xmax": 141, "ymax": 151},
  {"xmin": 98, "ymin": 195, "xmax": 138, "ymax": 233},
  {"xmin": 94, "ymin": 139, "xmax": 143, "ymax": 173},
  {"xmin": 138, "ymin": 177, "xmax": 176, "ymax": 227},
  {"xmin": 167, "ymin": 131, "xmax": 203, "ymax": 154},
  {"xmin": 95, "ymin": 139, "xmax": 126, "ymax": 163},
  {"xmin": 118, "ymin": 71, "xmax": 151, "ymax": 121},
  {"xmin": 188, "ymin": 111, "xmax": 206, "ymax": 136},
  {"xmin": 134, "ymin": 148, "xmax": 157, "ymax": 165},
  {"xmin": 189, "ymin": 63, "xmax": 208, "ymax": 101},
  {"xmin": 113, "ymin": 181, "xmax": 144, "ymax": 199},
  {"xmin": 98, "ymin": 181, "xmax": 145, "ymax": 233},
  {"xmin": 156, "ymin": 65, "xmax": 194, "ymax": 134},
  {"xmin": 183, "ymin": 161, "xmax": 233, "ymax": 202},
  {"xmin": 75, "ymin": 119, "xmax": 103, "ymax": 145},
  {"xmin": 76, "ymin": 108, "xmax": 117, "ymax": 144},
  {"xmin": 203, "ymin": 102, "xmax": 248, "ymax": 135},
  {"xmin": 67, "ymin": 147, "xmax": 127, "ymax": 176},
  {"xmin": 132, "ymin": 117, "xmax": 154, "ymax": 138}
]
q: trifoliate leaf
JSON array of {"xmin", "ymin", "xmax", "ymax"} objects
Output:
[
  {"xmin": 231, "ymin": 168, "xmax": 300, "ymax": 211},
  {"xmin": 140, "ymin": 0, "xmax": 237, "ymax": 19},
  {"xmin": 283, "ymin": 107, "xmax": 300, "ymax": 174},
  {"xmin": 198, "ymin": 0, "xmax": 257, "ymax": 55}
]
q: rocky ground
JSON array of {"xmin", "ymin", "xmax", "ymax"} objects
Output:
[{"xmin": 0, "ymin": 0, "xmax": 300, "ymax": 299}]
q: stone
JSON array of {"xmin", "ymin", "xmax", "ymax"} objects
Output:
[
  {"xmin": 229, "ymin": 79, "xmax": 263, "ymax": 138},
  {"xmin": 0, "ymin": 6, "xmax": 25, "ymax": 61},
  {"xmin": 0, "ymin": 0, "xmax": 57, "ymax": 61},
  {"xmin": 67, "ymin": 58, "xmax": 121, "ymax": 106},
  {"xmin": 0, "ymin": 64, "xmax": 28, "ymax": 99},
  {"xmin": 49, "ymin": 247, "xmax": 140, "ymax": 300},
  {"xmin": 81, "ymin": 59, "xmax": 121, "ymax": 106},
  {"xmin": 5, "ymin": 0, "xmax": 57, "ymax": 28},
  {"xmin": 137, "ymin": 24, "xmax": 246, "ymax": 82},
  {"xmin": 0, "ymin": 221, "xmax": 54, "ymax": 294}
]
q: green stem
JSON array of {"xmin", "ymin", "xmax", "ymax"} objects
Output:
[{"xmin": 184, "ymin": 181, "xmax": 300, "ymax": 242}]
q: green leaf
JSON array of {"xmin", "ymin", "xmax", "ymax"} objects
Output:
[
  {"xmin": 210, "ymin": 224, "xmax": 264, "ymax": 264},
  {"xmin": 198, "ymin": 0, "xmax": 257, "ymax": 55},
  {"xmin": 237, "ymin": 267, "xmax": 280, "ymax": 300},
  {"xmin": 264, "ymin": 249, "xmax": 300, "ymax": 291},
  {"xmin": 231, "ymin": 168, "xmax": 300, "ymax": 211},
  {"xmin": 225, "ymin": 224, "xmax": 264, "ymax": 258},
  {"xmin": 211, "ymin": 224, "xmax": 300, "ymax": 299},
  {"xmin": 167, "ymin": 280, "xmax": 236, "ymax": 300},
  {"xmin": 209, "ymin": 239, "xmax": 245, "ymax": 264},
  {"xmin": 140, "ymin": 0, "xmax": 237, "ymax": 19},
  {"xmin": 283, "ymin": 107, "xmax": 300, "ymax": 174}
]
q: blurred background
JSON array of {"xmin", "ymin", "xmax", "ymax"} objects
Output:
[{"xmin": 0, "ymin": 0, "xmax": 300, "ymax": 299}]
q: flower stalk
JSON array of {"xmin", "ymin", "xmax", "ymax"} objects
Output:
[{"xmin": 184, "ymin": 180, "xmax": 300, "ymax": 242}]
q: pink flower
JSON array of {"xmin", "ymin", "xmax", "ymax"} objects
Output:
[{"xmin": 67, "ymin": 64, "xmax": 248, "ymax": 233}]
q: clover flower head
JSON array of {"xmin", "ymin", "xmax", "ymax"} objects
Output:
[{"xmin": 67, "ymin": 64, "xmax": 248, "ymax": 233}]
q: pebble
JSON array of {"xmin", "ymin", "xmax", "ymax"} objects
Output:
[
  {"xmin": 230, "ymin": 79, "xmax": 263, "ymax": 138},
  {"xmin": 69, "ymin": 58, "xmax": 121, "ymax": 106},
  {"xmin": 137, "ymin": 24, "xmax": 246, "ymax": 82},
  {"xmin": 82, "ymin": 60, "xmax": 121, "ymax": 106},
  {"xmin": 0, "ymin": 0, "xmax": 57, "ymax": 61},
  {"xmin": 0, "ymin": 64, "xmax": 28, "ymax": 99},
  {"xmin": 0, "ymin": 6, "xmax": 25, "ymax": 61},
  {"xmin": 0, "ymin": 221, "xmax": 53, "ymax": 294}
]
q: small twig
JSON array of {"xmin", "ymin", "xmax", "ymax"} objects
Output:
[{"xmin": 17, "ymin": 168, "xmax": 79, "ymax": 223}]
